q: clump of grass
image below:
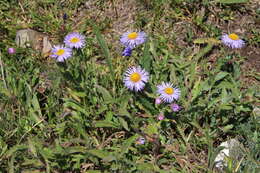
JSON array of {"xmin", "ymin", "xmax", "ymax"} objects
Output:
[{"xmin": 0, "ymin": 0, "xmax": 259, "ymax": 172}]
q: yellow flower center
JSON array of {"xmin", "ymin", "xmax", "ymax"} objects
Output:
[
  {"xmin": 70, "ymin": 37, "xmax": 80, "ymax": 43},
  {"xmin": 130, "ymin": 72, "xmax": 141, "ymax": 83},
  {"xmin": 128, "ymin": 32, "xmax": 138, "ymax": 40},
  {"xmin": 228, "ymin": 33, "xmax": 239, "ymax": 40},
  {"xmin": 56, "ymin": 49, "xmax": 65, "ymax": 56},
  {"xmin": 164, "ymin": 87, "xmax": 174, "ymax": 95}
]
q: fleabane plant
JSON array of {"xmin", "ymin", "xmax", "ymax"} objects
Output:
[{"xmin": 123, "ymin": 66, "xmax": 149, "ymax": 92}]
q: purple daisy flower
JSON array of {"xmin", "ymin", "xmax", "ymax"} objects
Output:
[
  {"xmin": 50, "ymin": 45, "xmax": 72, "ymax": 62},
  {"xmin": 157, "ymin": 82, "xmax": 181, "ymax": 103},
  {"xmin": 64, "ymin": 32, "xmax": 85, "ymax": 49},
  {"xmin": 170, "ymin": 103, "xmax": 181, "ymax": 112},
  {"xmin": 123, "ymin": 66, "xmax": 149, "ymax": 92},
  {"xmin": 120, "ymin": 31, "xmax": 147, "ymax": 48},
  {"xmin": 221, "ymin": 33, "xmax": 245, "ymax": 49},
  {"xmin": 137, "ymin": 137, "xmax": 145, "ymax": 145},
  {"xmin": 122, "ymin": 47, "xmax": 132, "ymax": 56}
]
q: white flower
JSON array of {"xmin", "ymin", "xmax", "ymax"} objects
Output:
[
  {"xmin": 157, "ymin": 82, "xmax": 180, "ymax": 103},
  {"xmin": 123, "ymin": 66, "xmax": 149, "ymax": 92},
  {"xmin": 120, "ymin": 31, "xmax": 147, "ymax": 48},
  {"xmin": 50, "ymin": 45, "xmax": 72, "ymax": 62},
  {"xmin": 221, "ymin": 33, "xmax": 245, "ymax": 49},
  {"xmin": 64, "ymin": 32, "xmax": 86, "ymax": 49}
]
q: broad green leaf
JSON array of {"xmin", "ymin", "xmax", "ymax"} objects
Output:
[
  {"xmin": 116, "ymin": 95, "xmax": 132, "ymax": 118},
  {"xmin": 220, "ymin": 88, "xmax": 230, "ymax": 104},
  {"xmin": 93, "ymin": 25, "xmax": 115, "ymax": 80},
  {"xmin": 21, "ymin": 158, "xmax": 44, "ymax": 167},
  {"xmin": 217, "ymin": 0, "xmax": 248, "ymax": 4},
  {"xmin": 214, "ymin": 72, "xmax": 229, "ymax": 82},
  {"xmin": 87, "ymin": 149, "xmax": 113, "ymax": 160},
  {"xmin": 28, "ymin": 107, "xmax": 45, "ymax": 129},
  {"xmin": 137, "ymin": 96, "xmax": 157, "ymax": 115},
  {"xmin": 117, "ymin": 107, "xmax": 131, "ymax": 118},
  {"xmin": 144, "ymin": 123, "xmax": 158, "ymax": 135},
  {"xmin": 194, "ymin": 44, "xmax": 214, "ymax": 60},
  {"xmin": 139, "ymin": 39, "xmax": 152, "ymax": 72},
  {"xmin": 66, "ymin": 146, "xmax": 87, "ymax": 154},
  {"xmin": 63, "ymin": 99, "xmax": 89, "ymax": 116},
  {"xmin": 207, "ymin": 98, "xmax": 221, "ymax": 109},
  {"xmin": 137, "ymin": 163, "xmax": 155, "ymax": 171},
  {"xmin": 105, "ymin": 111, "xmax": 113, "ymax": 121},
  {"xmin": 102, "ymin": 155, "xmax": 116, "ymax": 162},
  {"xmin": 67, "ymin": 88, "xmax": 87, "ymax": 98},
  {"xmin": 219, "ymin": 104, "xmax": 233, "ymax": 110},
  {"xmin": 193, "ymin": 38, "xmax": 221, "ymax": 45},
  {"xmin": 222, "ymin": 124, "xmax": 234, "ymax": 132},
  {"xmin": 217, "ymin": 81, "xmax": 234, "ymax": 89},
  {"xmin": 201, "ymin": 79, "xmax": 211, "ymax": 91},
  {"xmin": 39, "ymin": 147, "xmax": 55, "ymax": 159},
  {"xmin": 189, "ymin": 60, "xmax": 197, "ymax": 87},
  {"xmin": 118, "ymin": 135, "xmax": 138, "ymax": 158},
  {"xmin": 31, "ymin": 94, "xmax": 42, "ymax": 117},
  {"xmin": 118, "ymin": 117, "xmax": 129, "ymax": 131},
  {"xmin": 149, "ymin": 40, "xmax": 158, "ymax": 59},
  {"xmin": 5, "ymin": 145, "xmax": 28, "ymax": 158},
  {"xmin": 28, "ymin": 138, "xmax": 37, "ymax": 157},
  {"xmin": 191, "ymin": 79, "xmax": 202, "ymax": 101},
  {"xmin": 39, "ymin": 148, "xmax": 52, "ymax": 173},
  {"xmin": 94, "ymin": 120, "xmax": 120, "ymax": 129},
  {"xmin": 95, "ymin": 84, "xmax": 113, "ymax": 103},
  {"xmin": 9, "ymin": 154, "xmax": 15, "ymax": 173}
]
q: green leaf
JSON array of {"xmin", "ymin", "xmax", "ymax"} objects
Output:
[
  {"xmin": 191, "ymin": 79, "xmax": 202, "ymax": 102},
  {"xmin": 94, "ymin": 120, "xmax": 120, "ymax": 129},
  {"xmin": 219, "ymin": 104, "xmax": 233, "ymax": 110},
  {"xmin": 137, "ymin": 163, "xmax": 155, "ymax": 171},
  {"xmin": 139, "ymin": 40, "xmax": 152, "ymax": 72},
  {"xmin": 144, "ymin": 123, "xmax": 158, "ymax": 135},
  {"xmin": 193, "ymin": 38, "xmax": 221, "ymax": 45},
  {"xmin": 214, "ymin": 72, "xmax": 229, "ymax": 82},
  {"xmin": 118, "ymin": 117, "xmax": 129, "ymax": 131},
  {"xmin": 137, "ymin": 96, "xmax": 157, "ymax": 115},
  {"xmin": 65, "ymin": 146, "xmax": 87, "ymax": 154},
  {"xmin": 222, "ymin": 124, "xmax": 234, "ymax": 132},
  {"xmin": 116, "ymin": 95, "xmax": 131, "ymax": 118},
  {"xmin": 120, "ymin": 135, "xmax": 138, "ymax": 156},
  {"xmin": 67, "ymin": 88, "xmax": 87, "ymax": 98},
  {"xmin": 63, "ymin": 99, "xmax": 89, "ymax": 116},
  {"xmin": 95, "ymin": 84, "xmax": 113, "ymax": 103},
  {"xmin": 87, "ymin": 149, "xmax": 114, "ymax": 161},
  {"xmin": 93, "ymin": 25, "xmax": 115, "ymax": 80},
  {"xmin": 86, "ymin": 171, "xmax": 101, "ymax": 173},
  {"xmin": 216, "ymin": 0, "xmax": 248, "ymax": 4},
  {"xmin": 5, "ymin": 145, "xmax": 28, "ymax": 158},
  {"xmin": 28, "ymin": 138, "xmax": 37, "ymax": 157},
  {"xmin": 194, "ymin": 44, "xmax": 214, "ymax": 60}
]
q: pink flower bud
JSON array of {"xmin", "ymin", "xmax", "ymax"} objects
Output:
[
  {"xmin": 155, "ymin": 97, "xmax": 162, "ymax": 105},
  {"xmin": 157, "ymin": 113, "xmax": 165, "ymax": 120},
  {"xmin": 8, "ymin": 48, "xmax": 15, "ymax": 54}
]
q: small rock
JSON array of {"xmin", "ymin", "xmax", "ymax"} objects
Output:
[
  {"xmin": 42, "ymin": 36, "xmax": 52, "ymax": 57},
  {"xmin": 15, "ymin": 29, "xmax": 52, "ymax": 57}
]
